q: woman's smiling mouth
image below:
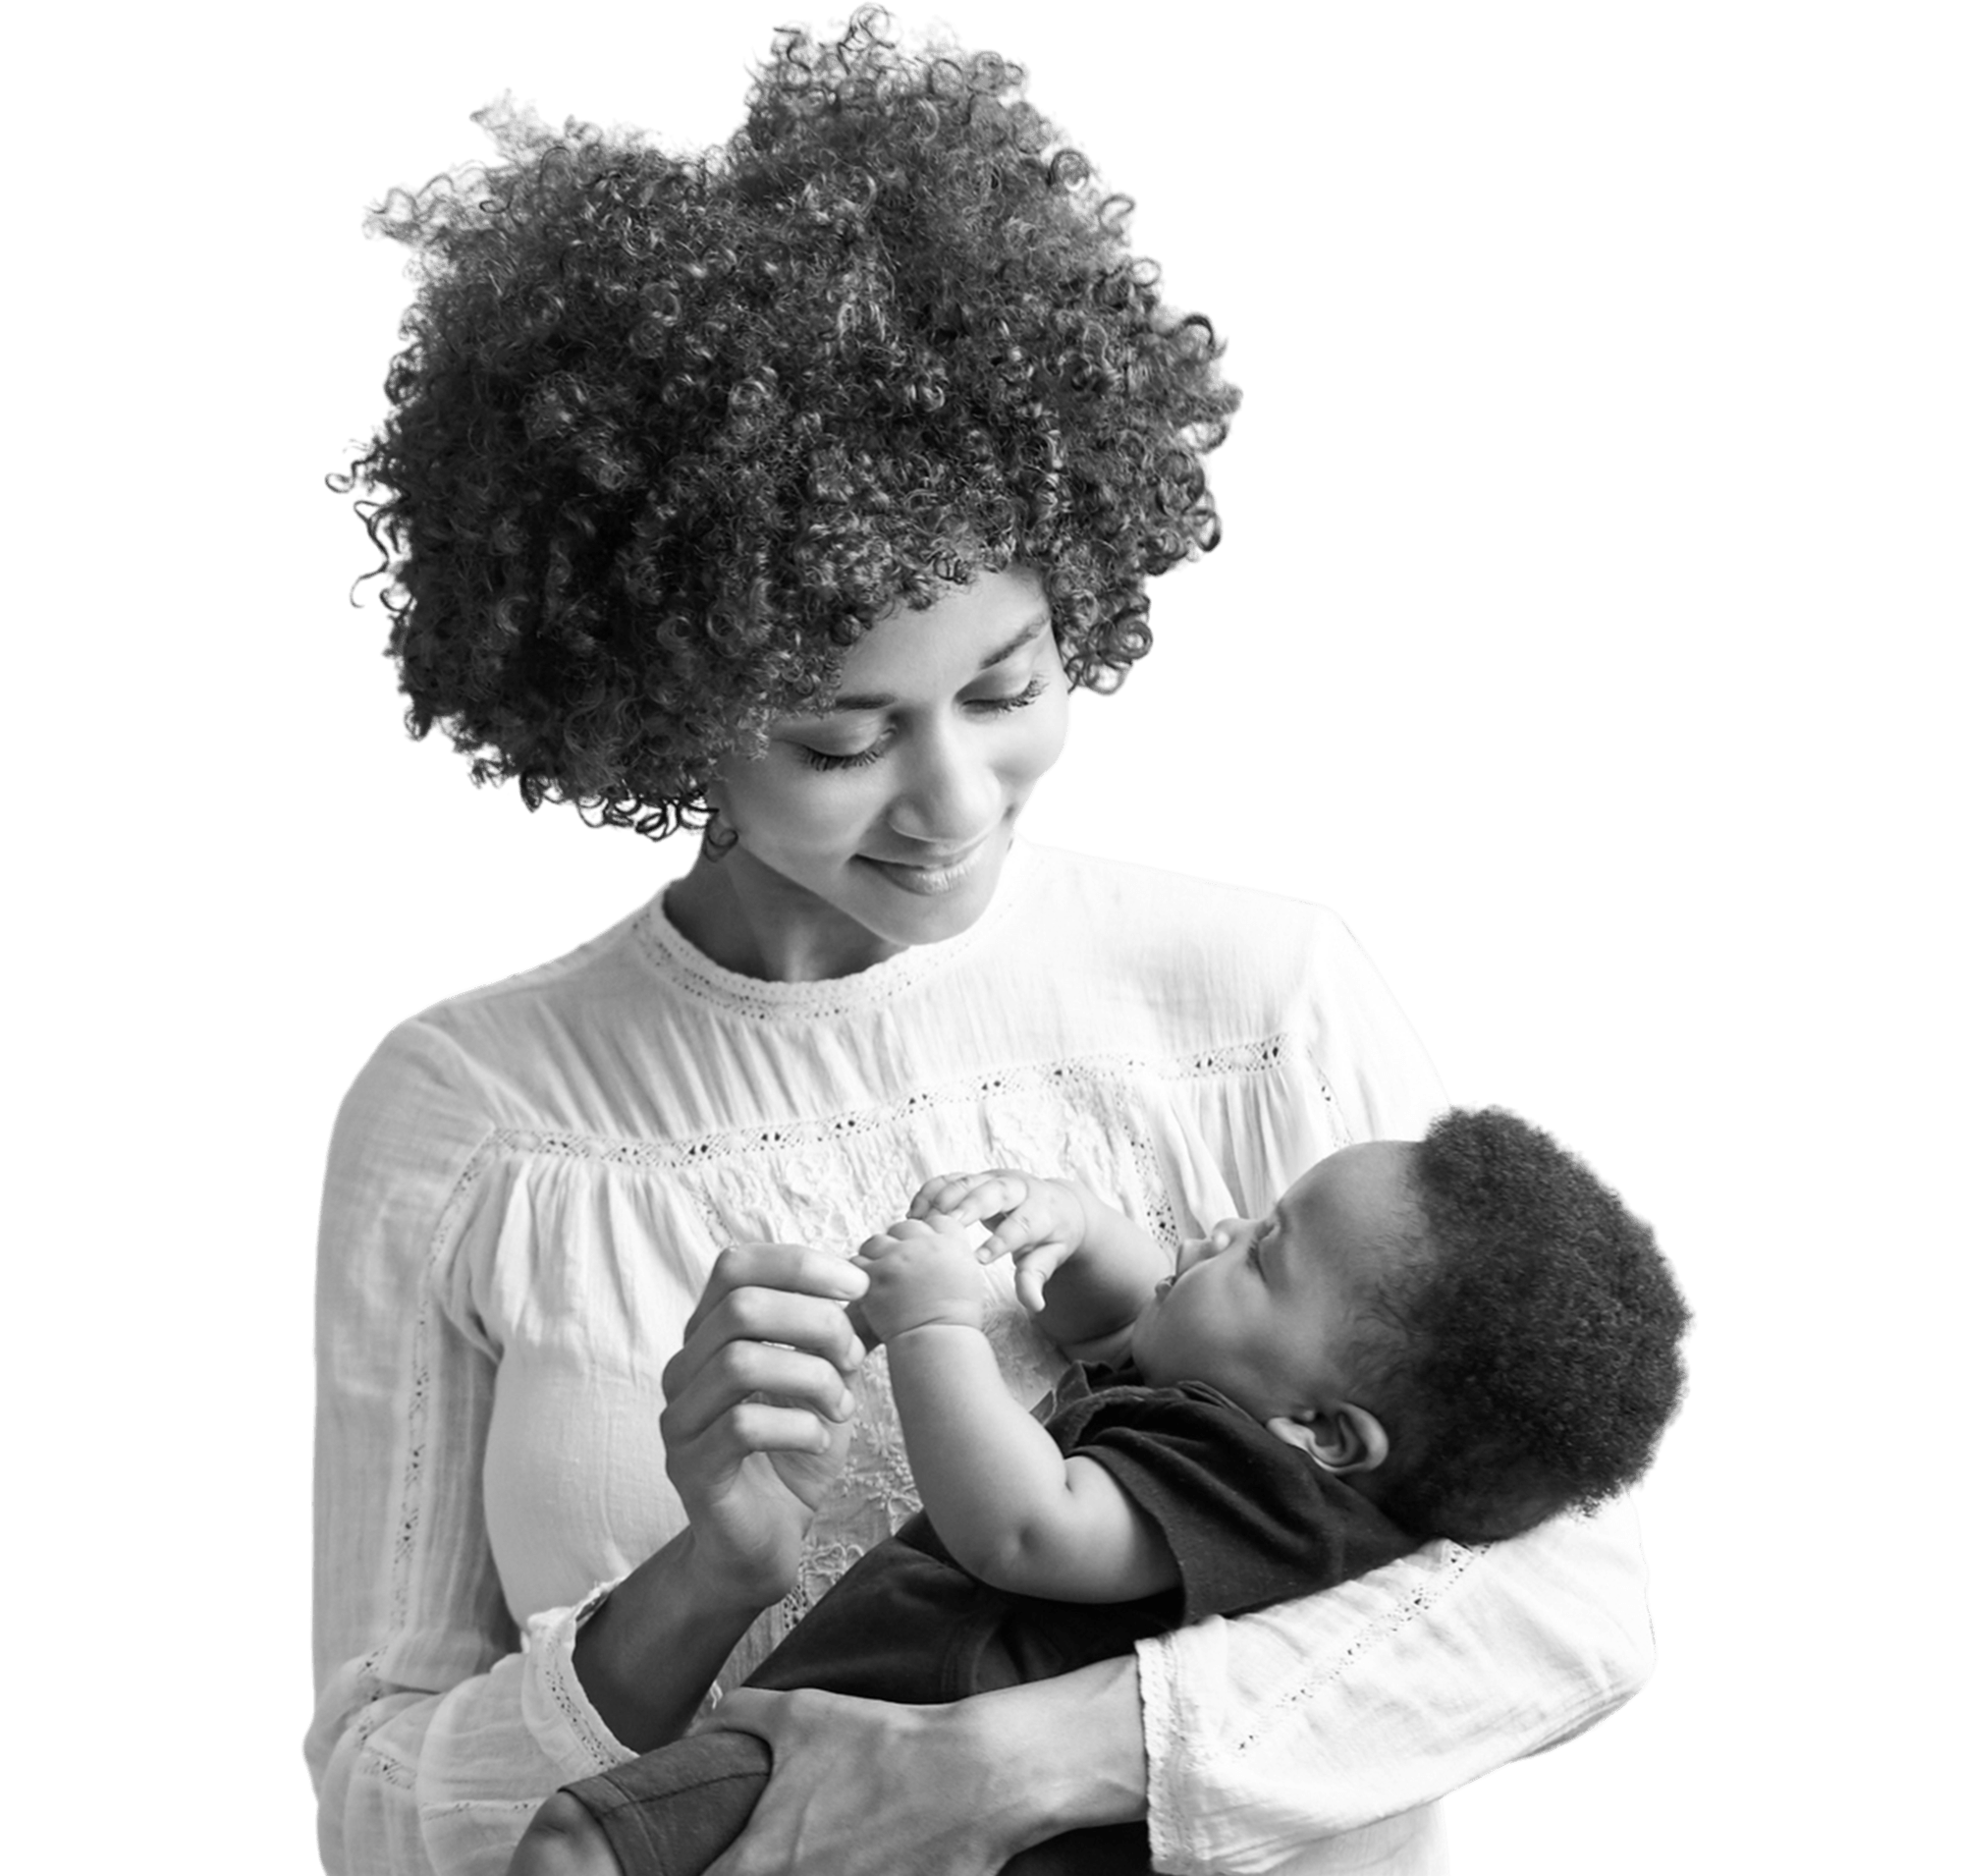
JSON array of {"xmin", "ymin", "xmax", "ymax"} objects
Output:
[{"xmin": 856, "ymin": 836, "xmax": 994, "ymax": 897}]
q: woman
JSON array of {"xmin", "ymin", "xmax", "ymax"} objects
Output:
[{"xmin": 310, "ymin": 16, "xmax": 1652, "ymax": 1874}]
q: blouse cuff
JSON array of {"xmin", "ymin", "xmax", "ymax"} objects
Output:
[
  {"xmin": 520, "ymin": 1578, "xmax": 643, "ymax": 1781},
  {"xmin": 1136, "ymin": 1630, "xmax": 1206, "ymax": 1875}
]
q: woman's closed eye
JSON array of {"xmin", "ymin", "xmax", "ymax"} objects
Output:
[
  {"xmin": 792, "ymin": 676, "xmax": 1050, "ymax": 772},
  {"xmin": 969, "ymin": 674, "xmax": 1049, "ymax": 715},
  {"xmin": 797, "ymin": 736, "xmax": 891, "ymax": 772}
]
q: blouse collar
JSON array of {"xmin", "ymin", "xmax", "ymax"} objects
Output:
[{"xmin": 633, "ymin": 840, "xmax": 1032, "ymax": 1021}]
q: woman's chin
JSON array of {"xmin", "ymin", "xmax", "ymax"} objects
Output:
[
  {"xmin": 848, "ymin": 835, "xmax": 1010, "ymax": 945},
  {"xmin": 848, "ymin": 878, "xmax": 992, "ymax": 953}
]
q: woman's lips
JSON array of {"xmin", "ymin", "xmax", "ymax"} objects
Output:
[{"xmin": 856, "ymin": 837, "xmax": 991, "ymax": 897}]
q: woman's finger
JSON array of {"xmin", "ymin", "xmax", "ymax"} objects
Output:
[
  {"xmin": 671, "ymin": 1397, "xmax": 844, "ymax": 1468},
  {"xmin": 670, "ymin": 1283, "xmax": 866, "ymax": 1393},
  {"xmin": 695, "ymin": 1687, "xmax": 1022, "ymax": 1876},
  {"xmin": 683, "ymin": 1242, "xmax": 866, "ymax": 1340},
  {"xmin": 664, "ymin": 1344, "xmax": 856, "ymax": 1430},
  {"xmin": 662, "ymin": 1338, "xmax": 858, "ymax": 1444},
  {"xmin": 694, "ymin": 1688, "xmax": 874, "ymax": 1876}
]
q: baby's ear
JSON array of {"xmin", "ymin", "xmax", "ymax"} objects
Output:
[{"xmin": 1266, "ymin": 1403, "xmax": 1390, "ymax": 1477}]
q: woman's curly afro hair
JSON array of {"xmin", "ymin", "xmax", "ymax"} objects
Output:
[
  {"xmin": 345, "ymin": 8, "xmax": 1240, "ymax": 838},
  {"xmin": 1354, "ymin": 1109, "xmax": 1690, "ymax": 1544}
]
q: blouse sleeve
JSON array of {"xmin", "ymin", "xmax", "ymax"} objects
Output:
[
  {"xmin": 306, "ymin": 1021, "xmax": 633, "ymax": 1876},
  {"xmin": 1131, "ymin": 910, "xmax": 1657, "ymax": 1874},
  {"xmin": 1136, "ymin": 1500, "xmax": 1655, "ymax": 1873}
]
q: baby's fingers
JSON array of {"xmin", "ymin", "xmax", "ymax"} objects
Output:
[
  {"xmin": 908, "ymin": 1173, "xmax": 974, "ymax": 1220},
  {"xmin": 911, "ymin": 1170, "xmax": 1028, "ymax": 1229},
  {"xmin": 1012, "ymin": 1241, "xmax": 1072, "ymax": 1317},
  {"xmin": 976, "ymin": 1205, "xmax": 1049, "ymax": 1261}
]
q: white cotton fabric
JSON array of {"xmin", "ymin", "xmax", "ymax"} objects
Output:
[{"xmin": 308, "ymin": 842, "xmax": 1655, "ymax": 1875}]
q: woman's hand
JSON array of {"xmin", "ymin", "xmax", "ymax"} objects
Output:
[
  {"xmin": 696, "ymin": 1663, "xmax": 1149, "ymax": 1876},
  {"xmin": 573, "ymin": 1242, "xmax": 867, "ymax": 1748},
  {"xmin": 506, "ymin": 1792, "xmax": 626, "ymax": 1876},
  {"xmin": 659, "ymin": 1242, "xmax": 869, "ymax": 1609}
]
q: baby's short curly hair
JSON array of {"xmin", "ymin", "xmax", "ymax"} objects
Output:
[
  {"xmin": 1353, "ymin": 1109, "xmax": 1690, "ymax": 1543},
  {"xmin": 346, "ymin": 8, "xmax": 1239, "ymax": 837}
]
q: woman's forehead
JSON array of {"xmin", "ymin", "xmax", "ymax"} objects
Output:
[{"xmin": 814, "ymin": 569, "xmax": 1053, "ymax": 710}]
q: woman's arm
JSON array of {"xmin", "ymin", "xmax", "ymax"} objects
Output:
[
  {"xmin": 1108, "ymin": 904, "xmax": 1653, "ymax": 1871},
  {"xmin": 575, "ymin": 1242, "xmax": 867, "ymax": 1746},
  {"xmin": 311, "ymin": 1022, "xmax": 626, "ymax": 1876},
  {"xmin": 1138, "ymin": 1500, "xmax": 1655, "ymax": 1872},
  {"xmin": 312, "ymin": 1025, "xmax": 866, "ymax": 1872},
  {"xmin": 693, "ymin": 1510, "xmax": 1651, "ymax": 1876},
  {"xmin": 697, "ymin": 1658, "xmax": 1151, "ymax": 1876},
  {"xmin": 693, "ymin": 910, "xmax": 1654, "ymax": 1875}
]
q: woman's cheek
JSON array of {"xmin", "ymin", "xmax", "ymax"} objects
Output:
[
  {"xmin": 754, "ymin": 760, "xmax": 870, "ymax": 847},
  {"xmin": 1017, "ymin": 688, "xmax": 1071, "ymax": 792}
]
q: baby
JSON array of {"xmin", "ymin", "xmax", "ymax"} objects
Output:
[{"xmin": 516, "ymin": 1107, "xmax": 1689, "ymax": 1876}]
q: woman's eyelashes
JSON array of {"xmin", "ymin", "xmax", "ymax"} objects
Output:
[
  {"xmin": 797, "ymin": 738, "xmax": 891, "ymax": 773},
  {"xmin": 791, "ymin": 677, "xmax": 1050, "ymax": 772},
  {"xmin": 974, "ymin": 680, "xmax": 1053, "ymax": 715},
  {"xmin": 975, "ymin": 674, "xmax": 1049, "ymax": 715}
]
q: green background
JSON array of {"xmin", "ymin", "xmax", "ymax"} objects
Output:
[{"xmin": 11, "ymin": 0, "xmax": 1948, "ymax": 1870}]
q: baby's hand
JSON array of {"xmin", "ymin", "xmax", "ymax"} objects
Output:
[
  {"xmin": 909, "ymin": 1170, "xmax": 1088, "ymax": 1317},
  {"xmin": 853, "ymin": 1216, "xmax": 988, "ymax": 1342}
]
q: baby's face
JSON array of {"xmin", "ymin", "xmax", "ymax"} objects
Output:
[{"xmin": 1128, "ymin": 1141, "xmax": 1419, "ymax": 1422}]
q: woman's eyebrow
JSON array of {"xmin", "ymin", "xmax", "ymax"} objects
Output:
[
  {"xmin": 819, "ymin": 611, "xmax": 1052, "ymax": 715},
  {"xmin": 975, "ymin": 611, "xmax": 1052, "ymax": 671}
]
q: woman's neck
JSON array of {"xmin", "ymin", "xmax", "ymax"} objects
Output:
[{"xmin": 664, "ymin": 847, "xmax": 906, "ymax": 983}]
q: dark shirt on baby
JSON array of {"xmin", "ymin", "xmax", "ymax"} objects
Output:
[{"xmin": 564, "ymin": 1368, "xmax": 1415, "ymax": 1876}]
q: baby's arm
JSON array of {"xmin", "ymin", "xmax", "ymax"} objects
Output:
[
  {"xmin": 908, "ymin": 1170, "xmax": 1168, "ymax": 1358},
  {"xmin": 856, "ymin": 1217, "xmax": 1175, "ymax": 1602}
]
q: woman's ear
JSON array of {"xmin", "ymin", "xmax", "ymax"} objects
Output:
[
  {"xmin": 700, "ymin": 778, "xmax": 742, "ymax": 860},
  {"xmin": 1265, "ymin": 1403, "xmax": 1391, "ymax": 1476}
]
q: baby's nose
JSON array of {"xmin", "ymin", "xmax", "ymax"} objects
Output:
[{"xmin": 1174, "ymin": 1227, "xmax": 1231, "ymax": 1276}]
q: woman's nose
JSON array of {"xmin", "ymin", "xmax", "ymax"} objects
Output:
[{"xmin": 887, "ymin": 722, "xmax": 1001, "ymax": 846}]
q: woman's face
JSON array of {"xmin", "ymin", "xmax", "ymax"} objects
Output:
[{"xmin": 693, "ymin": 565, "xmax": 1069, "ymax": 980}]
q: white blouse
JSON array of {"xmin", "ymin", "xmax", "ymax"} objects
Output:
[{"xmin": 308, "ymin": 843, "xmax": 1655, "ymax": 1875}]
